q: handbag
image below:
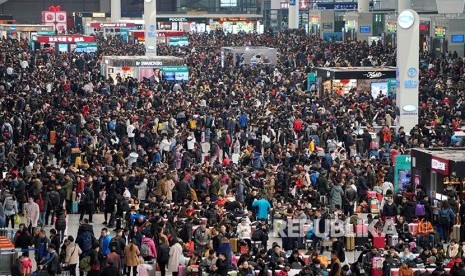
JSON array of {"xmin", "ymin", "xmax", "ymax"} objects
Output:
[{"xmin": 14, "ymin": 214, "xmax": 21, "ymax": 225}]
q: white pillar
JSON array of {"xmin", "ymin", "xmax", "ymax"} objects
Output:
[
  {"xmin": 358, "ymin": 0, "xmax": 370, "ymax": 13},
  {"xmin": 396, "ymin": 9, "xmax": 419, "ymax": 133},
  {"xmin": 110, "ymin": 0, "xmax": 121, "ymax": 22},
  {"xmin": 398, "ymin": 0, "xmax": 411, "ymax": 12},
  {"xmin": 144, "ymin": 0, "xmax": 157, "ymax": 56},
  {"xmin": 288, "ymin": 1, "xmax": 299, "ymax": 29}
]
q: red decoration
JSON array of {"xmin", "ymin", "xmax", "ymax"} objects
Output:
[
  {"xmin": 122, "ymin": 66, "xmax": 131, "ymax": 72},
  {"xmin": 340, "ymin": 79, "xmax": 350, "ymax": 85}
]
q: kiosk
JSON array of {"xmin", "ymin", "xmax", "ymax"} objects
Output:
[
  {"xmin": 410, "ymin": 148, "xmax": 465, "ymax": 199},
  {"xmin": 101, "ymin": 56, "xmax": 188, "ymax": 82},
  {"xmin": 220, "ymin": 46, "xmax": 277, "ymax": 67},
  {"xmin": 394, "ymin": 155, "xmax": 412, "ymax": 192},
  {"xmin": 313, "ymin": 67, "xmax": 397, "ymax": 97}
]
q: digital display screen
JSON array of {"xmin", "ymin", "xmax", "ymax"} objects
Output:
[
  {"xmin": 360, "ymin": 26, "xmax": 371, "ymax": 33},
  {"xmin": 451, "ymin": 35, "xmax": 464, "ymax": 43},
  {"xmin": 58, "ymin": 44, "xmax": 68, "ymax": 52}
]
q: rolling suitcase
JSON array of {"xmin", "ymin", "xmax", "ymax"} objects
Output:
[
  {"xmin": 345, "ymin": 233, "xmax": 355, "ymax": 251},
  {"xmin": 72, "ymin": 201, "xmax": 78, "ymax": 214},
  {"xmin": 229, "ymin": 238, "xmax": 238, "ymax": 253},
  {"xmin": 373, "ymin": 236, "xmax": 386, "ymax": 249},
  {"xmin": 178, "ymin": 265, "xmax": 186, "ymax": 276},
  {"xmin": 453, "ymin": 225, "xmax": 461, "ymax": 242},
  {"xmin": 408, "ymin": 223, "xmax": 419, "ymax": 237},
  {"xmin": 50, "ymin": 130, "xmax": 56, "ymax": 144},
  {"xmin": 388, "ymin": 235, "xmax": 398, "ymax": 247}
]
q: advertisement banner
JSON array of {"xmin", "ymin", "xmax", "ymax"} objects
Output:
[
  {"xmin": 431, "ymin": 156, "xmax": 450, "ymax": 175},
  {"xmin": 139, "ymin": 66, "xmax": 189, "ymax": 82},
  {"xmin": 144, "ymin": 0, "xmax": 157, "ymax": 56},
  {"xmin": 37, "ymin": 35, "xmax": 95, "ymax": 43},
  {"xmin": 168, "ymin": 37, "xmax": 189, "ymax": 46},
  {"xmin": 89, "ymin": 22, "xmax": 135, "ymax": 29}
]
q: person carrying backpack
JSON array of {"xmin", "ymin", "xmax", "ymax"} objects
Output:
[
  {"xmin": 3, "ymin": 193, "xmax": 18, "ymax": 228},
  {"xmin": 47, "ymin": 189, "xmax": 60, "ymax": 226},
  {"xmin": 141, "ymin": 234, "xmax": 157, "ymax": 262},
  {"xmin": 439, "ymin": 201, "xmax": 455, "ymax": 243}
]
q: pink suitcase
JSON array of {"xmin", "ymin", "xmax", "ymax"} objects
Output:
[
  {"xmin": 178, "ymin": 265, "xmax": 186, "ymax": 276},
  {"xmin": 408, "ymin": 223, "xmax": 419, "ymax": 237},
  {"xmin": 373, "ymin": 236, "xmax": 386, "ymax": 249},
  {"xmin": 355, "ymin": 224, "xmax": 368, "ymax": 236},
  {"xmin": 367, "ymin": 191, "xmax": 377, "ymax": 198}
]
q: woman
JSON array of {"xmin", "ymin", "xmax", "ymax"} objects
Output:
[
  {"xmin": 168, "ymin": 239, "xmax": 184, "ymax": 276},
  {"xmin": 165, "ymin": 175, "xmax": 175, "ymax": 202},
  {"xmin": 129, "ymin": 226, "xmax": 143, "ymax": 249},
  {"xmin": 25, "ymin": 196, "xmax": 39, "ymax": 232},
  {"xmin": 446, "ymin": 239, "xmax": 463, "ymax": 259},
  {"xmin": 63, "ymin": 236, "xmax": 82, "ymax": 276},
  {"xmin": 157, "ymin": 237, "xmax": 170, "ymax": 276},
  {"xmin": 124, "ymin": 238, "xmax": 140, "ymax": 276},
  {"xmin": 3, "ymin": 193, "xmax": 18, "ymax": 228},
  {"xmin": 88, "ymin": 244, "xmax": 103, "ymax": 276},
  {"xmin": 439, "ymin": 201, "xmax": 455, "ymax": 242},
  {"xmin": 187, "ymin": 251, "xmax": 202, "ymax": 275},
  {"xmin": 54, "ymin": 206, "xmax": 67, "ymax": 243},
  {"xmin": 14, "ymin": 224, "xmax": 31, "ymax": 250},
  {"xmin": 141, "ymin": 234, "xmax": 157, "ymax": 262}
]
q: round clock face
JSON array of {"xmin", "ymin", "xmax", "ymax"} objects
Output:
[{"xmin": 398, "ymin": 10, "xmax": 415, "ymax": 29}]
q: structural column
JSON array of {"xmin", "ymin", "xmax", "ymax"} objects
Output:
[
  {"xmin": 144, "ymin": 0, "xmax": 157, "ymax": 56},
  {"xmin": 110, "ymin": 0, "xmax": 121, "ymax": 22},
  {"xmin": 358, "ymin": 0, "xmax": 370, "ymax": 13},
  {"xmin": 288, "ymin": 0, "xmax": 299, "ymax": 29},
  {"xmin": 398, "ymin": 0, "xmax": 411, "ymax": 12}
]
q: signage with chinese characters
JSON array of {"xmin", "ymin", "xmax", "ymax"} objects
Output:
[
  {"xmin": 169, "ymin": 18, "xmax": 187, "ymax": 22},
  {"xmin": 89, "ymin": 22, "xmax": 135, "ymax": 28},
  {"xmin": 322, "ymin": 23, "xmax": 332, "ymax": 29},
  {"xmin": 135, "ymin": 61, "xmax": 163, "ymax": 66},
  {"xmin": 317, "ymin": 3, "xmax": 373, "ymax": 10},
  {"xmin": 37, "ymin": 35, "xmax": 95, "ymax": 43},
  {"xmin": 431, "ymin": 156, "xmax": 450, "ymax": 175}
]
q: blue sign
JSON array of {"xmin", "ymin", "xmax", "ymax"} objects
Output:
[
  {"xmin": 149, "ymin": 24, "xmax": 155, "ymax": 31},
  {"xmin": 317, "ymin": 3, "xmax": 373, "ymax": 10},
  {"xmin": 404, "ymin": 80, "xmax": 418, "ymax": 89},
  {"xmin": 10, "ymin": 26, "xmax": 16, "ymax": 30},
  {"xmin": 289, "ymin": 0, "xmax": 296, "ymax": 5},
  {"xmin": 407, "ymin": 67, "xmax": 417, "ymax": 78}
]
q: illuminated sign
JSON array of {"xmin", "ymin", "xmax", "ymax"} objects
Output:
[
  {"xmin": 37, "ymin": 35, "xmax": 95, "ymax": 43},
  {"xmin": 89, "ymin": 22, "xmax": 136, "ymax": 28},
  {"xmin": 431, "ymin": 156, "xmax": 449, "ymax": 175},
  {"xmin": 435, "ymin": 26, "xmax": 446, "ymax": 38},
  {"xmin": 169, "ymin": 18, "xmax": 187, "ymax": 22}
]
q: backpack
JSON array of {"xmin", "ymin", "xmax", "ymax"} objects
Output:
[
  {"xmin": 140, "ymin": 241, "xmax": 151, "ymax": 257},
  {"xmin": 109, "ymin": 238, "xmax": 122, "ymax": 255},
  {"xmin": 4, "ymin": 197, "xmax": 15, "ymax": 211},
  {"xmin": 38, "ymin": 240, "xmax": 48, "ymax": 260},
  {"xmin": 79, "ymin": 256, "xmax": 91, "ymax": 272},
  {"xmin": 439, "ymin": 209, "xmax": 451, "ymax": 225},
  {"xmin": 80, "ymin": 231, "xmax": 94, "ymax": 252},
  {"xmin": 108, "ymin": 121, "xmax": 116, "ymax": 131},
  {"xmin": 49, "ymin": 191, "xmax": 60, "ymax": 207},
  {"xmin": 78, "ymin": 192, "xmax": 87, "ymax": 205}
]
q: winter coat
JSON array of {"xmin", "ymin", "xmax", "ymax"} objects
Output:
[
  {"xmin": 168, "ymin": 242, "xmax": 183, "ymax": 272},
  {"xmin": 330, "ymin": 185, "xmax": 343, "ymax": 210},
  {"xmin": 134, "ymin": 179, "xmax": 147, "ymax": 201},
  {"xmin": 64, "ymin": 242, "xmax": 82, "ymax": 265},
  {"xmin": 25, "ymin": 202, "xmax": 40, "ymax": 227},
  {"xmin": 123, "ymin": 244, "xmax": 140, "ymax": 267}
]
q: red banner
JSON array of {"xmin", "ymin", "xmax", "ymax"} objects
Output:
[
  {"xmin": 89, "ymin": 22, "xmax": 135, "ymax": 29},
  {"xmin": 37, "ymin": 35, "xmax": 95, "ymax": 43}
]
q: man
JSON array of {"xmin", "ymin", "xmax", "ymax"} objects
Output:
[
  {"xmin": 79, "ymin": 183, "xmax": 95, "ymax": 223},
  {"xmin": 34, "ymin": 229, "xmax": 51, "ymax": 265},
  {"xmin": 99, "ymin": 228, "xmax": 112, "ymax": 257},
  {"xmin": 329, "ymin": 250, "xmax": 341, "ymax": 276},
  {"xmin": 216, "ymin": 236, "xmax": 233, "ymax": 266},
  {"xmin": 63, "ymin": 236, "xmax": 82, "ymax": 274},
  {"xmin": 149, "ymin": 68, "xmax": 162, "ymax": 84},
  {"xmin": 76, "ymin": 219, "xmax": 95, "ymax": 258},
  {"xmin": 194, "ymin": 221, "xmax": 211, "ymax": 255},
  {"xmin": 62, "ymin": 174, "xmax": 74, "ymax": 213},
  {"xmin": 101, "ymin": 259, "xmax": 123, "ymax": 276},
  {"xmin": 211, "ymin": 252, "xmax": 228, "ymax": 276},
  {"xmin": 252, "ymin": 196, "xmax": 271, "ymax": 222},
  {"xmin": 38, "ymin": 244, "xmax": 59, "ymax": 276},
  {"xmin": 106, "ymin": 246, "xmax": 121, "ymax": 271}
]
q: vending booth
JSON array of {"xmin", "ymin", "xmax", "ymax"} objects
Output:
[
  {"xmin": 410, "ymin": 148, "xmax": 465, "ymax": 199},
  {"xmin": 101, "ymin": 56, "xmax": 189, "ymax": 82},
  {"xmin": 220, "ymin": 46, "xmax": 277, "ymax": 67},
  {"xmin": 313, "ymin": 66, "xmax": 397, "ymax": 97}
]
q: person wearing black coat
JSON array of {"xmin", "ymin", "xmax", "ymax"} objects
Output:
[
  {"xmin": 331, "ymin": 237, "xmax": 346, "ymax": 263},
  {"xmin": 176, "ymin": 177, "xmax": 189, "ymax": 203},
  {"xmin": 79, "ymin": 183, "xmax": 95, "ymax": 223},
  {"xmin": 54, "ymin": 207, "xmax": 67, "ymax": 243},
  {"xmin": 399, "ymin": 198, "xmax": 416, "ymax": 223},
  {"xmin": 103, "ymin": 183, "xmax": 116, "ymax": 227},
  {"xmin": 101, "ymin": 259, "xmax": 123, "ymax": 276}
]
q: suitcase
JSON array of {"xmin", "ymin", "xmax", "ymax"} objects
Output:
[
  {"xmin": 367, "ymin": 191, "xmax": 377, "ymax": 199},
  {"xmin": 229, "ymin": 238, "xmax": 238, "ymax": 253},
  {"xmin": 355, "ymin": 224, "xmax": 368, "ymax": 236},
  {"xmin": 50, "ymin": 130, "xmax": 56, "ymax": 144},
  {"xmin": 72, "ymin": 201, "xmax": 78, "ymax": 214},
  {"xmin": 345, "ymin": 233, "xmax": 355, "ymax": 251},
  {"xmin": 373, "ymin": 236, "xmax": 386, "ymax": 249},
  {"xmin": 453, "ymin": 225, "xmax": 461, "ymax": 242},
  {"xmin": 408, "ymin": 223, "xmax": 419, "ymax": 237},
  {"xmin": 371, "ymin": 257, "xmax": 384, "ymax": 276},
  {"xmin": 178, "ymin": 265, "xmax": 186, "ymax": 276},
  {"xmin": 388, "ymin": 235, "xmax": 398, "ymax": 247},
  {"xmin": 240, "ymin": 243, "xmax": 249, "ymax": 254},
  {"xmin": 371, "ymin": 198, "xmax": 380, "ymax": 214}
]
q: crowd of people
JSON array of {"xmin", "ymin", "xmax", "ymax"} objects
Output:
[{"xmin": 0, "ymin": 28, "xmax": 463, "ymax": 276}]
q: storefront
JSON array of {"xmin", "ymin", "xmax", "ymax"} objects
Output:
[
  {"xmin": 84, "ymin": 22, "xmax": 137, "ymax": 41},
  {"xmin": 313, "ymin": 67, "xmax": 397, "ymax": 97},
  {"xmin": 411, "ymin": 148, "xmax": 465, "ymax": 200},
  {"xmin": 101, "ymin": 56, "xmax": 189, "ymax": 83},
  {"xmin": 128, "ymin": 30, "xmax": 185, "ymax": 45},
  {"xmin": 0, "ymin": 24, "xmax": 55, "ymax": 41},
  {"xmin": 34, "ymin": 35, "xmax": 96, "ymax": 53}
]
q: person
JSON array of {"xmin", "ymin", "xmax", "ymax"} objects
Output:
[
  {"xmin": 54, "ymin": 206, "xmax": 67, "ymax": 243},
  {"xmin": 64, "ymin": 236, "xmax": 82, "ymax": 276},
  {"xmin": 101, "ymin": 259, "xmax": 123, "ymax": 276},
  {"xmin": 157, "ymin": 236, "xmax": 170, "ymax": 276},
  {"xmin": 194, "ymin": 221, "xmax": 211, "ymax": 255},
  {"xmin": 76, "ymin": 218, "xmax": 96, "ymax": 259},
  {"xmin": 34, "ymin": 229, "xmax": 51, "ymax": 265},
  {"xmin": 14, "ymin": 223, "xmax": 31, "ymax": 250},
  {"xmin": 25, "ymin": 196, "xmax": 40, "ymax": 232},
  {"xmin": 439, "ymin": 201, "xmax": 455, "ymax": 242},
  {"xmin": 3, "ymin": 192, "xmax": 18, "ymax": 228},
  {"xmin": 238, "ymin": 261, "xmax": 254, "ymax": 276},
  {"xmin": 399, "ymin": 260, "xmax": 414, "ymax": 276},
  {"xmin": 287, "ymin": 249, "xmax": 305, "ymax": 268},
  {"xmin": 38, "ymin": 244, "xmax": 59, "ymax": 276},
  {"xmin": 149, "ymin": 68, "xmax": 162, "ymax": 84},
  {"xmin": 277, "ymin": 263, "xmax": 291, "ymax": 276},
  {"xmin": 236, "ymin": 218, "xmax": 252, "ymax": 250},
  {"xmin": 252, "ymin": 196, "xmax": 271, "ymax": 222},
  {"xmin": 99, "ymin": 228, "xmax": 112, "ymax": 257},
  {"xmin": 446, "ymin": 239, "xmax": 463, "ymax": 259},
  {"xmin": 141, "ymin": 233, "xmax": 157, "ymax": 262},
  {"xmin": 216, "ymin": 236, "xmax": 233, "ymax": 266},
  {"xmin": 168, "ymin": 239, "xmax": 183, "ymax": 276},
  {"xmin": 211, "ymin": 252, "xmax": 229, "ymax": 276},
  {"xmin": 123, "ymin": 238, "xmax": 140, "ymax": 276},
  {"xmin": 106, "ymin": 246, "xmax": 121, "ymax": 272},
  {"xmin": 79, "ymin": 183, "xmax": 96, "ymax": 223},
  {"xmin": 329, "ymin": 250, "xmax": 341, "ymax": 276}
]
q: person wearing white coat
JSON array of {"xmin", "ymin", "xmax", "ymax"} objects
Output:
[
  {"xmin": 134, "ymin": 178, "xmax": 148, "ymax": 201},
  {"xmin": 168, "ymin": 240, "xmax": 184, "ymax": 275}
]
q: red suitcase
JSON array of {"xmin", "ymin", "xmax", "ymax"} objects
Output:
[
  {"xmin": 373, "ymin": 236, "xmax": 386, "ymax": 249},
  {"xmin": 371, "ymin": 257, "xmax": 384, "ymax": 276}
]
